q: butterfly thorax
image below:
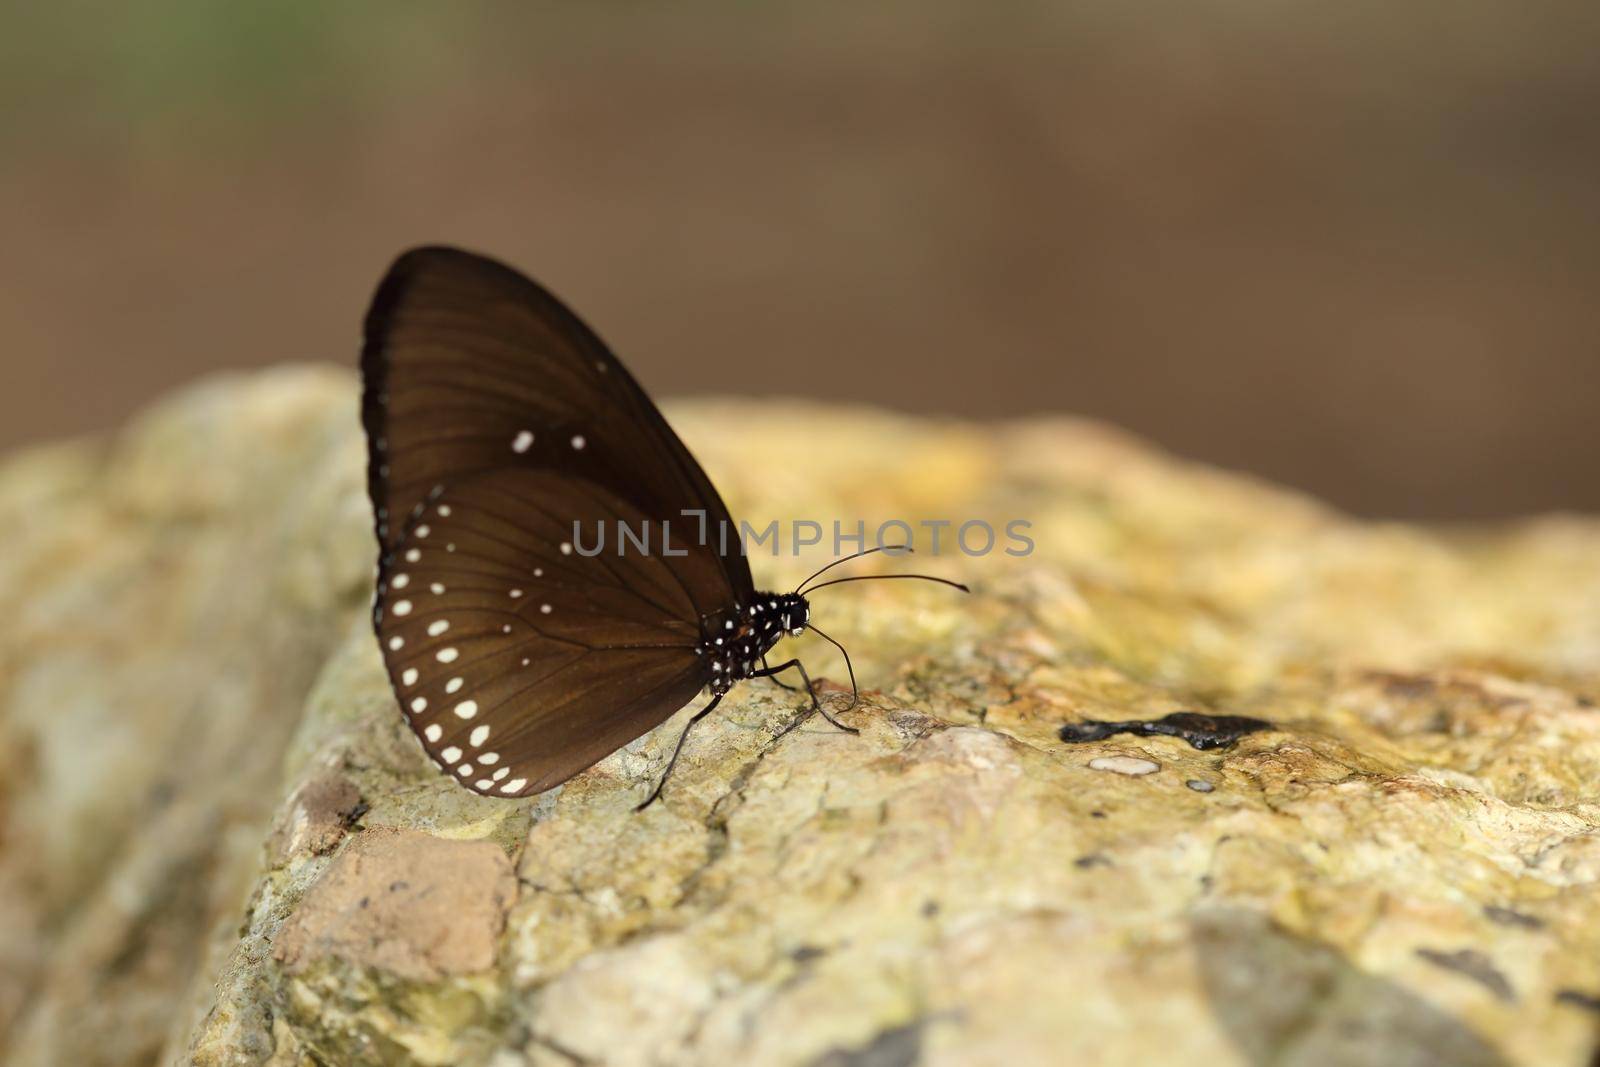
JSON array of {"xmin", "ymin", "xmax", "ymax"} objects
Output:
[{"xmin": 699, "ymin": 591, "xmax": 810, "ymax": 695}]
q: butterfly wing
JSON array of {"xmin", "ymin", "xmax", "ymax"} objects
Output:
[
  {"xmin": 375, "ymin": 467, "xmax": 711, "ymax": 796},
  {"xmin": 360, "ymin": 246, "xmax": 754, "ymax": 795},
  {"xmin": 361, "ymin": 245, "xmax": 755, "ymax": 615}
]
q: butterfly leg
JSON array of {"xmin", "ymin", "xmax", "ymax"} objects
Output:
[
  {"xmin": 761, "ymin": 653, "xmax": 801, "ymax": 691},
  {"xmin": 751, "ymin": 658, "xmax": 859, "ymax": 735},
  {"xmin": 635, "ymin": 692, "xmax": 724, "ymax": 812}
]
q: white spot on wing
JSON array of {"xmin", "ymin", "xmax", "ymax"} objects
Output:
[
  {"xmin": 455, "ymin": 700, "xmax": 478, "ymax": 719},
  {"xmin": 391, "ymin": 573, "xmax": 410, "ymax": 589},
  {"xmin": 500, "ymin": 778, "xmax": 526, "ymax": 794},
  {"xmin": 441, "ymin": 746, "xmax": 462, "ymax": 764},
  {"xmin": 437, "ymin": 647, "xmax": 459, "ymax": 663},
  {"xmin": 446, "ymin": 677, "xmax": 463, "ymax": 694},
  {"xmin": 392, "ymin": 600, "xmax": 412, "ymax": 616},
  {"xmin": 469, "ymin": 725, "xmax": 490, "ymax": 746},
  {"xmin": 405, "ymin": 549, "xmax": 421, "ymax": 563},
  {"xmin": 401, "ymin": 668, "xmax": 418, "ymax": 686},
  {"xmin": 424, "ymin": 723, "xmax": 442, "ymax": 742},
  {"xmin": 512, "ymin": 430, "xmax": 534, "ymax": 453},
  {"xmin": 415, "ymin": 525, "xmax": 430, "ymax": 538},
  {"xmin": 427, "ymin": 620, "xmax": 449, "ymax": 637},
  {"xmin": 570, "ymin": 434, "xmax": 585, "ymax": 450},
  {"xmin": 410, "ymin": 697, "xmax": 427, "ymax": 713},
  {"xmin": 388, "ymin": 636, "xmax": 404, "ymax": 651},
  {"xmin": 479, "ymin": 752, "xmax": 499, "ymax": 764}
]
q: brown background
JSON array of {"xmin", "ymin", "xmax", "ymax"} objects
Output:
[{"xmin": 2, "ymin": 2, "xmax": 1596, "ymax": 519}]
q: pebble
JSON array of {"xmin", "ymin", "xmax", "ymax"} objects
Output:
[{"xmin": 1088, "ymin": 755, "xmax": 1160, "ymax": 777}]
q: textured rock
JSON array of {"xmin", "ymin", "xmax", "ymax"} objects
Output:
[
  {"xmin": 0, "ymin": 367, "xmax": 371, "ymax": 1067},
  {"xmin": 2, "ymin": 368, "xmax": 1599, "ymax": 1066},
  {"xmin": 274, "ymin": 827, "xmax": 517, "ymax": 982},
  {"xmin": 271, "ymin": 774, "xmax": 366, "ymax": 860}
]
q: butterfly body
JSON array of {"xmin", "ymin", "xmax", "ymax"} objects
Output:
[{"xmin": 699, "ymin": 592, "xmax": 809, "ymax": 697}]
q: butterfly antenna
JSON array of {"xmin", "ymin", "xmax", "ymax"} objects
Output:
[
  {"xmin": 803, "ymin": 573, "xmax": 971, "ymax": 595},
  {"xmin": 805, "ymin": 624, "xmax": 859, "ymax": 711},
  {"xmin": 795, "ymin": 544, "xmax": 914, "ymax": 595}
]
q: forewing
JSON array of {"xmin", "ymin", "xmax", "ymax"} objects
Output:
[
  {"xmin": 361, "ymin": 245, "xmax": 754, "ymax": 614},
  {"xmin": 374, "ymin": 468, "xmax": 711, "ymax": 797}
]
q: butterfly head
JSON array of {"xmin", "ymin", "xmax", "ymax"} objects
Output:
[{"xmin": 779, "ymin": 594, "xmax": 810, "ymax": 637}]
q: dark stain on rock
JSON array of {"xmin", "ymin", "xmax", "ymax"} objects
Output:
[
  {"xmin": 1074, "ymin": 854, "xmax": 1112, "ymax": 869},
  {"xmin": 809, "ymin": 1020, "xmax": 924, "ymax": 1067},
  {"xmin": 1371, "ymin": 671, "xmax": 1441, "ymax": 699},
  {"xmin": 1555, "ymin": 989, "xmax": 1600, "ymax": 1014},
  {"xmin": 1416, "ymin": 948, "xmax": 1515, "ymax": 1001},
  {"xmin": 1195, "ymin": 909, "xmax": 1510, "ymax": 1067},
  {"xmin": 1483, "ymin": 905, "xmax": 1544, "ymax": 930},
  {"xmin": 1058, "ymin": 711, "xmax": 1272, "ymax": 751}
]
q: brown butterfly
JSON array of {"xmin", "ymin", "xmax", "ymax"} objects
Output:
[{"xmin": 361, "ymin": 247, "xmax": 965, "ymax": 805}]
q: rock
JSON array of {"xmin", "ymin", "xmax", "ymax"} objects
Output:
[
  {"xmin": 271, "ymin": 773, "xmax": 365, "ymax": 859},
  {"xmin": 0, "ymin": 367, "xmax": 372, "ymax": 1067},
  {"xmin": 0, "ymin": 369, "xmax": 1597, "ymax": 1066},
  {"xmin": 274, "ymin": 826, "xmax": 517, "ymax": 982}
]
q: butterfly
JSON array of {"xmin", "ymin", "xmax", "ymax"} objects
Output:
[{"xmin": 361, "ymin": 246, "xmax": 966, "ymax": 807}]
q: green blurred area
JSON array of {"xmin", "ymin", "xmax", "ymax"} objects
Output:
[{"xmin": 3, "ymin": 2, "xmax": 460, "ymax": 144}]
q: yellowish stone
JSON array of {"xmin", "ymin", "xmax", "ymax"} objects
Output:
[{"xmin": 0, "ymin": 369, "xmax": 1597, "ymax": 1066}]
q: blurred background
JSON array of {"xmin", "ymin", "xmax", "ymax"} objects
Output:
[{"xmin": 1, "ymin": 1, "xmax": 1595, "ymax": 520}]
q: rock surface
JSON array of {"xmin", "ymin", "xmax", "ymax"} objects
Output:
[
  {"xmin": 1, "ymin": 368, "xmax": 1598, "ymax": 1066},
  {"xmin": 0, "ymin": 367, "xmax": 371, "ymax": 1067}
]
